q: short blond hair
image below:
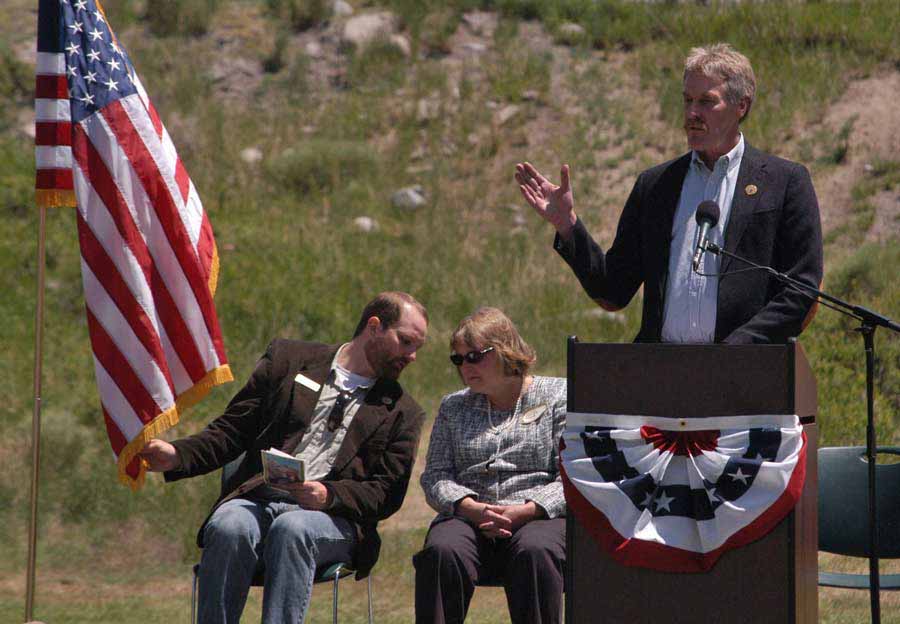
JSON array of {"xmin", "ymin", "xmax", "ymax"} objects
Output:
[
  {"xmin": 451, "ymin": 307, "xmax": 536, "ymax": 377},
  {"xmin": 684, "ymin": 43, "xmax": 756, "ymax": 120}
]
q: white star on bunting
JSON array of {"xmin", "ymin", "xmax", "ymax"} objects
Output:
[
  {"xmin": 728, "ymin": 468, "xmax": 750, "ymax": 485},
  {"xmin": 655, "ymin": 490, "xmax": 674, "ymax": 512}
]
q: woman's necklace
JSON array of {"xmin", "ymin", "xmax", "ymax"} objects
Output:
[{"xmin": 487, "ymin": 389, "xmax": 523, "ymax": 433}]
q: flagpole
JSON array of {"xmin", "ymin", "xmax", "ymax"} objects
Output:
[{"xmin": 25, "ymin": 204, "xmax": 47, "ymax": 624}]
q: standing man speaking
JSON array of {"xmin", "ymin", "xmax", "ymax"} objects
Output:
[{"xmin": 516, "ymin": 43, "xmax": 823, "ymax": 344}]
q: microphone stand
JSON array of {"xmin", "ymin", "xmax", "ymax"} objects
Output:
[{"xmin": 703, "ymin": 241, "xmax": 900, "ymax": 624}]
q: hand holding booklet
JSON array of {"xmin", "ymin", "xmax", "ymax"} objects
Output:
[{"xmin": 261, "ymin": 448, "xmax": 306, "ymax": 486}]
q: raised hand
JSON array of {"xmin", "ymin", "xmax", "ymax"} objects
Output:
[
  {"xmin": 514, "ymin": 162, "xmax": 577, "ymax": 239},
  {"xmin": 138, "ymin": 438, "xmax": 180, "ymax": 472}
]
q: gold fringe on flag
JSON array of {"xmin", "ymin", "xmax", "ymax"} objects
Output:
[
  {"xmin": 35, "ymin": 189, "xmax": 76, "ymax": 208},
  {"xmin": 117, "ymin": 364, "xmax": 233, "ymax": 489},
  {"xmin": 207, "ymin": 242, "xmax": 220, "ymax": 298}
]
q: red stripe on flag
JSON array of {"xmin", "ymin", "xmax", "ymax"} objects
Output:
[
  {"xmin": 197, "ymin": 212, "xmax": 215, "ymax": 282},
  {"xmin": 174, "ymin": 157, "xmax": 190, "ymax": 203},
  {"xmin": 76, "ymin": 210, "xmax": 176, "ymax": 395},
  {"xmin": 101, "ymin": 100, "xmax": 227, "ymax": 363},
  {"xmin": 36, "ymin": 168, "xmax": 73, "ymax": 189},
  {"xmin": 86, "ymin": 307, "xmax": 161, "ymax": 424},
  {"xmin": 72, "ymin": 124, "xmax": 209, "ymax": 383},
  {"xmin": 102, "ymin": 404, "xmax": 128, "ymax": 455},
  {"xmin": 101, "ymin": 406, "xmax": 143, "ymax": 481},
  {"xmin": 35, "ymin": 120, "xmax": 73, "ymax": 146},
  {"xmin": 147, "ymin": 99, "xmax": 163, "ymax": 140},
  {"xmin": 35, "ymin": 74, "xmax": 68, "ymax": 99}
]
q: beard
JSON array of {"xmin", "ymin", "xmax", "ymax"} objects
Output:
[{"xmin": 364, "ymin": 339, "xmax": 407, "ymax": 380}]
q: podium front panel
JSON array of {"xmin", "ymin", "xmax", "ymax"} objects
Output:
[{"xmin": 565, "ymin": 341, "xmax": 817, "ymax": 624}]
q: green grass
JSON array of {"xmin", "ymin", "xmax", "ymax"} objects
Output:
[{"xmin": 3, "ymin": 0, "xmax": 900, "ymax": 621}]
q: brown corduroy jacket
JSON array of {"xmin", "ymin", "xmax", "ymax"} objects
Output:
[{"xmin": 165, "ymin": 338, "xmax": 425, "ymax": 578}]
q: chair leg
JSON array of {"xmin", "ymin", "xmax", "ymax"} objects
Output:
[
  {"xmin": 367, "ymin": 573, "xmax": 374, "ymax": 624},
  {"xmin": 191, "ymin": 566, "xmax": 198, "ymax": 624},
  {"xmin": 332, "ymin": 569, "xmax": 340, "ymax": 624}
]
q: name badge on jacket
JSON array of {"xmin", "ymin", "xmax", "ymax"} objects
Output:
[{"xmin": 294, "ymin": 373, "xmax": 321, "ymax": 393}]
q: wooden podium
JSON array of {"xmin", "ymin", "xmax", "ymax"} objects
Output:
[{"xmin": 565, "ymin": 340, "xmax": 818, "ymax": 624}]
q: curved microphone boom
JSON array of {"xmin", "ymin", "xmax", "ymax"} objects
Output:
[{"xmin": 691, "ymin": 200, "xmax": 721, "ymax": 272}]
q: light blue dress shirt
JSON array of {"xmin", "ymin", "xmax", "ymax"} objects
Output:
[{"xmin": 661, "ymin": 135, "xmax": 745, "ymax": 343}]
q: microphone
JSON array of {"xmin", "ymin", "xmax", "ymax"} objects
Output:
[{"xmin": 691, "ymin": 200, "xmax": 720, "ymax": 272}]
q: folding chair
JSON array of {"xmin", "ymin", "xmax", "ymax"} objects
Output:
[{"xmin": 817, "ymin": 446, "xmax": 900, "ymax": 589}]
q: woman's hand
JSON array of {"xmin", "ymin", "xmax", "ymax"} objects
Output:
[{"xmin": 477, "ymin": 502, "xmax": 546, "ymax": 539}]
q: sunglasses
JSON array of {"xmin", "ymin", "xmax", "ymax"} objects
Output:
[
  {"xmin": 449, "ymin": 346, "xmax": 495, "ymax": 367},
  {"xmin": 326, "ymin": 391, "xmax": 353, "ymax": 432}
]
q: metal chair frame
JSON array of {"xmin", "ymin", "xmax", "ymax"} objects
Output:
[{"xmin": 190, "ymin": 560, "xmax": 373, "ymax": 624}]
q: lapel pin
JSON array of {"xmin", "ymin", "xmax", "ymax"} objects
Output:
[
  {"xmin": 381, "ymin": 396, "xmax": 393, "ymax": 406},
  {"xmin": 745, "ymin": 184, "xmax": 758, "ymax": 196}
]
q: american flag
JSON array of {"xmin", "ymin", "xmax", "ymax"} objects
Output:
[
  {"xmin": 560, "ymin": 412, "xmax": 806, "ymax": 571},
  {"xmin": 36, "ymin": 0, "xmax": 233, "ymax": 488}
]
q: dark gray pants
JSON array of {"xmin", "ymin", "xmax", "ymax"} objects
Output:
[{"xmin": 413, "ymin": 516, "xmax": 566, "ymax": 624}]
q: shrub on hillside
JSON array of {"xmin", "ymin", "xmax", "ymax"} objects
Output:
[
  {"xmin": 265, "ymin": 139, "xmax": 378, "ymax": 193},
  {"xmin": 347, "ymin": 37, "xmax": 410, "ymax": 90},
  {"xmin": 266, "ymin": 0, "xmax": 331, "ymax": 32},
  {"xmin": 145, "ymin": 0, "xmax": 219, "ymax": 37}
]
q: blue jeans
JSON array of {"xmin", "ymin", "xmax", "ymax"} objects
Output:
[{"xmin": 197, "ymin": 497, "xmax": 358, "ymax": 624}]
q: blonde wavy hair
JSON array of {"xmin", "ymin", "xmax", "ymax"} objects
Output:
[
  {"xmin": 450, "ymin": 307, "xmax": 537, "ymax": 377},
  {"xmin": 684, "ymin": 43, "xmax": 756, "ymax": 121}
]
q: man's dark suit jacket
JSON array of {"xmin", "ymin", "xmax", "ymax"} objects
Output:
[
  {"xmin": 165, "ymin": 339, "xmax": 425, "ymax": 578},
  {"xmin": 555, "ymin": 144, "xmax": 824, "ymax": 344}
]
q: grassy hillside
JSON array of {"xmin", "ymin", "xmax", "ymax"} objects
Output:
[{"xmin": 1, "ymin": 0, "xmax": 898, "ymax": 621}]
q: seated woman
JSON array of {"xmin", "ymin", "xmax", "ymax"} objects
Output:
[{"xmin": 414, "ymin": 307, "xmax": 567, "ymax": 624}]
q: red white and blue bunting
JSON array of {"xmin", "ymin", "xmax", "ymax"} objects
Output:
[{"xmin": 560, "ymin": 413, "xmax": 806, "ymax": 572}]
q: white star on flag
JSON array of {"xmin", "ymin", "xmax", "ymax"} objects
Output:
[
  {"xmin": 84, "ymin": 70, "xmax": 97, "ymax": 83},
  {"xmin": 65, "ymin": 41, "xmax": 80, "ymax": 56},
  {"xmin": 74, "ymin": 0, "xmax": 87, "ymax": 10},
  {"xmin": 107, "ymin": 57, "xmax": 121, "ymax": 71},
  {"xmin": 87, "ymin": 49, "xmax": 100, "ymax": 62},
  {"xmin": 104, "ymin": 77, "xmax": 118, "ymax": 91},
  {"xmin": 68, "ymin": 20, "xmax": 83, "ymax": 34},
  {"xmin": 89, "ymin": 27, "xmax": 103, "ymax": 41}
]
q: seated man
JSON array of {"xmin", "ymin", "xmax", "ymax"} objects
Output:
[{"xmin": 140, "ymin": 291, "xmax": 428, "ymax": 624}]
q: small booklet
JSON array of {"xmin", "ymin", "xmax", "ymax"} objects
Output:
[{"xmin": 261, "ymin": 448, "xmax": 305, "ymax": 486}]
